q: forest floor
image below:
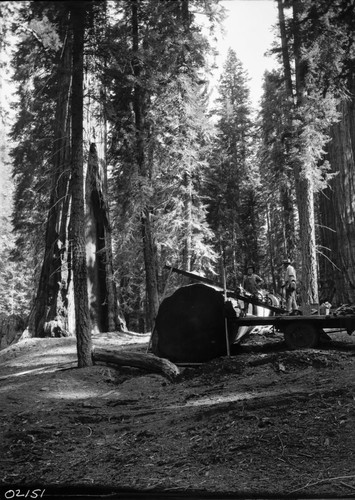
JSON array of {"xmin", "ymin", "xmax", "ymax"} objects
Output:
[{"xmin": 1, "ymin": 329, "xmax": 355, "ymax": 499}]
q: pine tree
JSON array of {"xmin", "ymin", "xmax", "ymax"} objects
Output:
[
  {"xmin": 258, "ymin": 69, "xmax": 298, "ymax": 291},
  {"xmin": 207, "ymin": 48, "xmax": 256, "ymax": 287},
  {"xmin": 276, "ymin": 0, "xmax": 340, "ymax": 306},
  {"xmin": 105, "ymin": 0, "xmax": 220, "ymax": 330}
]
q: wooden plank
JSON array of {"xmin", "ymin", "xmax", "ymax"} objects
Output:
[{"xmin": 236, "ymin": 314, "xmax": 355, "ymax": 334}]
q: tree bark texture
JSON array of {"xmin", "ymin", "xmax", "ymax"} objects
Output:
[
  {"xmin": 30, "ymin": 31, "xmax": 72, "ymax": 337},
  {"xmin": 320, "ymin": 75, "xmax": 355, "ymax": 304},
  {"xmin": 83, "ymin": 11, "xmax": 124, "ymax": 333},
  {"xmin": 70, "ymin": 2, "xmax": 92, "ymax": 367},
  {"xmin": 92, "ymin": 347, "xmax": 180, "ymax": 381},
  {"xmin": 294, "ymin": 169, "xmax": 318, "ymax": 305},
  {"xmin": 85, "ymin": 142, "xmax": 124, "ymax": 332},
  {"xmin": 277, "ymin": 0, "xmax": 319, "ymax": 305},
  {"xmin": 292, "ymin": 0, "xmax": 318, "ymax": 306},
  {"xmin": 85, "ymin": 143, "xmax": 109, "ymax": 333},
  {"xmin": 141, "ymin": 209, "xmax": 160, "ymax": 329}
]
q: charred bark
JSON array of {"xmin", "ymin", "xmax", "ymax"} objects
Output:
[
  {"xmin": 85, "ymin": 143, "xmax": 109, "ymax": 333},
  {"xmin": 29, "ymin": 30, "xmax": 72, "ymax": 337}
]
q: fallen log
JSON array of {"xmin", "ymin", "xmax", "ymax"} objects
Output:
[{"xmin": 92, "ymin": 347, "xmax": 180, "ymax": 381}]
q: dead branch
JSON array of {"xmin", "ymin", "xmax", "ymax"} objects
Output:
[{"xmin": 91, "ymin": 347, "xmax": 180, "ymax": 381}]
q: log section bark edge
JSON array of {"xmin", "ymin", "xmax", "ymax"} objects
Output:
[{"xmin": 92, "ymin": 347, "xmax": 180, "ymax": 381}]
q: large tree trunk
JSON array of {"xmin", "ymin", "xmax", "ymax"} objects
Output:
[
  {"xmin": 83, "ymin": 1, "xmax": 124, "ymax": 333},
  {"xmin": 29, "ymin": 31, "xmax": 72, "ymax": 337},
  {"xmin": 278, "ymin": 0, "xmax": 318, "ymax": 306},
  {"xmin": 85, "ymin": 143, "xmax": 124, "ymax": 332},
  {"xmin": 70, "ymin": 2, "xmax": 92, "ymax": 367},
  {"xmin": 293, "ymin": 1, "xmax": 318, "ymax": 306},
  {"xmin": 319, "ymin": 73, "xmax": 355, "ymax": 304},
  {"xmin": 294, "ymin": 169, "xmax": 318, "ymax": 304},
  {"xmin": 85, "ymin": 143, "xmax": 108, "ymax": 333}
]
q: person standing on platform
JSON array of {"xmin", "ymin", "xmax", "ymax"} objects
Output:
[
  {"xmin": 243, "ymin": 265, "xmax": 263, "ymax": 314},
  {"xmin": 281, "ymin": 258, "xmax": 298, "ymax": 313}
]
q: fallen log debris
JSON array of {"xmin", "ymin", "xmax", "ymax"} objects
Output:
[{"xmin": 91, "ymin": 347, "xmax": 180, "ymax": 381}]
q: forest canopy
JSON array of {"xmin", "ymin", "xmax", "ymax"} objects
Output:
[{"xmin": 1, "ymin": 0, "xmax": 355, "ymax": 351}]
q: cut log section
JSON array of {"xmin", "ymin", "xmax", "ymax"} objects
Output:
[
  {"xmin": 92, "ymin": 347, "xmax": 180, "ymax": 381},
  {"xmin": 152, "ymin": 283, "xmax": 239, "ymax": 363}
]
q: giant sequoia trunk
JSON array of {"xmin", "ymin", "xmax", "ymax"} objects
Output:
[
  {"xmin": 278, "ymin": 0, "xmax": 318, "ymax": 306},
  {"xmin": 319, "ymin": 73, "xmax": 355, "ymax": 304},
  {"xmin": 85, "ymin": 143, "xmax": 108, "ymax": 333},
  {"xmin": 28, "ymin": 31, "xmax": 73, "ymax": 337},
  {"xmin": 83, "ymin": 1, "xmax": 124, "ymax": 334},
  {"xmin": 85, "ymin": 143, "xmax": 123, "ymax": 333}
]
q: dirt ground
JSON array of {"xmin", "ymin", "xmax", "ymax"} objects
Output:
[{"xmin": 1, "ymin": 328, "xmax": 355, "ymax": 499}]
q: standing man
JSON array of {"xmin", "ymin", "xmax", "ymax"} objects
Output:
[
  {"xmin": 282, "ymin": 258, "xmax": 298, "ymax": 313},
  {"xmin": 243, "ymin": 265, "xmax": 263, "ymax": 314},
  {"xmin": 243, "ymin": 265, "xmax": 263, "ymax": 295}
]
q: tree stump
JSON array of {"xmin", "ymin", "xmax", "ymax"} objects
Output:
[{"xmin": 152, "ymin": 283, "xmax": 238, "ymax": 363}]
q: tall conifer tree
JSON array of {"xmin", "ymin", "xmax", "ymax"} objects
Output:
[{"xmin": 207, "ymin": 48, "xmax": 255, "ymax": 286}]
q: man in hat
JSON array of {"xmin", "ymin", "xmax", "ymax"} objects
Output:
[
  {"xmin": 282, "ymin": 259, "xmax": 298, "ymax": 313},
  {"xmin": 243, "ymin": 265, "xmax": 263, "ymax": 295},
  {"xmin": 243, "ymin": 265, "xmax": 263, "ymax": 314}
]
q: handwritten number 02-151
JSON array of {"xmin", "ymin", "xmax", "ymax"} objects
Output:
[{"xmin": 4, "ymin": 490, "xmax": 46, "ymax": 499}]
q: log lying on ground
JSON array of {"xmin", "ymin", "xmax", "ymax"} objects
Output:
[
  {"xmin": 92, "ymin": 347, "xmax": 180, "ymax": 381},
  {"xmin": 152, "ymin": 283, "xmax": 239, "ymax": 363}
]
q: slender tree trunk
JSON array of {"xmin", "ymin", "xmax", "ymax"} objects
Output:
[
  {"xmin": 70, "ymin": 2, "xmax": 92, "ymax": 367},
  {"xmin": 266, "ymin": 204, "xmax": 277, "ymax": 292},
  {"xmin": 183, "ymin": 170, "xmax": 193, "ymax": 272},
  {"xmin": 132, "ymin": 0, "xmax": 159, "ymax": 329}
]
